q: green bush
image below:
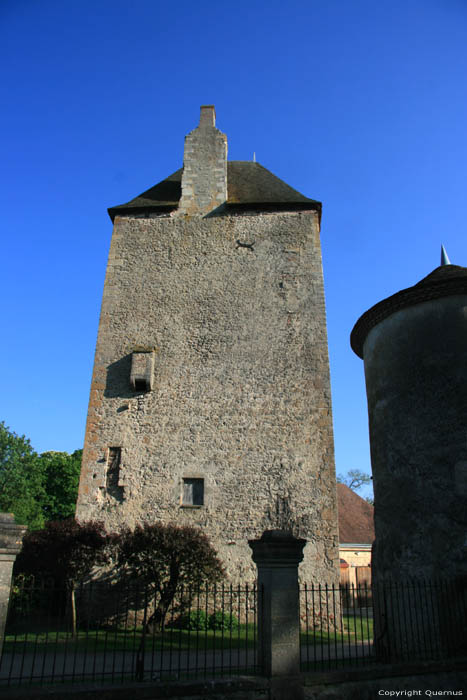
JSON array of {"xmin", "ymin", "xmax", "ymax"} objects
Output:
[
  {"xmin": 180, "ymin": 609, "xmax": 208, "ymax": 630},
  {"xmin": 208, "ymin": 611, "xmax": 239, "ymax": 631}
]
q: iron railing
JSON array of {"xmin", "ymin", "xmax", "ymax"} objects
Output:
[
  {"xmin": 0, "ymin": 577, "xmax": 258, "ymax": 687},
  {"xmin": 300, "ymin": 578, "xmax": 467, "ymax": 672},
  {"xmin": 2, "ymin": 576, "xmax": 465, "ymax": 687}
]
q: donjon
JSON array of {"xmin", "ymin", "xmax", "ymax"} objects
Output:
[{"xmin": 76, "ymin": 106, "xmax": 339, "ymax": 583}]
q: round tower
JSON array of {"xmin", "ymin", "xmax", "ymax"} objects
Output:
[{"xmin": 351, "ymin": 256, "xmax": 467, "ymax": 581}]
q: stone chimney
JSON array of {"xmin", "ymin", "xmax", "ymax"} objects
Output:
[{"xmin": 178, "ymin": 106, "xmax": 228, "ymax": 216}]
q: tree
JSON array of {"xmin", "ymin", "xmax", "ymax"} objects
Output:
[
  {"xmin": 0, "ymin": 422, "xmax": 45, "ymax": 529},
  {"xmin": 39, "ymin": 450, "xmax": 82, "ymax": 521},
  {"xmin": 116, "ymin": 522, "xmax": 225, "ymax": 631},
  {"xmin": 0, "ymin": 422, "xmax": 82, "ymax": 529},
  {"xmin": 337, "ymin": 469, "xmax": 372, "ymax": 491},
  {"xmin": 14, "ymin": 518, "xmax": 110, "ymax": 636}
]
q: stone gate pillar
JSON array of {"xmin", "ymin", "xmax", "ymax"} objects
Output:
[
  {"xmin": 249, "ymin": 530, "xmax": 305, "ymax": 699},
  {"xmin": 0, "ymin": 514, "xmax": 27, "ymax": 651}
]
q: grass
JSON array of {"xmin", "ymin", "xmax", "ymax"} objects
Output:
[
  {"xmin": 4, "ymin": 616, "xmax": 373, "ymax": 654},
  {"xmin": 3, "ymin": 615, "xmax": 373, "ymax": 654},
  {"xmin": 3, "ymin": 623, "xmax": 257, "ymax": 653},
  {"xmin": 300, "ymin": 616, "xmax": 373, "ymax": 645}
]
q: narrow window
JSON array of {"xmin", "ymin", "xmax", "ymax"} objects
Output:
[
  {"xmin": 182, "ymin": 478, "xmax": 204, "ymax": 506},
  {"xmin": 106, "ymin": 447, "xmax": 121, "ymax": 490}
]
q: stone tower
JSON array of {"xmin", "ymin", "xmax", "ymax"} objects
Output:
[
  {"xmin": 351, "ymin": 258, "xmax": 467, "ymax": 582},
  {"xmin": 351, "ymin": 255, "xmax": 467, "ymax": 657},
  {"xmin": 76, "ymin": 106, "xmax": 339, "ymax": 583}
]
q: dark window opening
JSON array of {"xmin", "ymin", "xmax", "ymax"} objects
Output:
[
  {"xmin": 134, "ymin": 378, "xmax": 149, "ymax": 392},
  {"xmin": 182, "ymin": 478, "xmax": 204, "ymax": 506},
  {"xmin": 107, "ymin": 447, "xmax": 121, "ymax": 490},
  {"xmin": 130, "ymin": 351, "xmax": 154, "ymax": 392}
]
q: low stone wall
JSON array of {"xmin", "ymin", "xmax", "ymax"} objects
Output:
[
  {"xmin": 2, "ymin": 662, "xmax": 466, "ymax": 700},
  {"xmin": 0, "ymin": 677, "xmax": 268, "ymax": 700},
  {"xmin": 305, "ymin": 673, "xmax": 466, "ymax": 699},
  {"xmin": 303, "ymin": 661, "xmax": 467, "ymax": 699}
]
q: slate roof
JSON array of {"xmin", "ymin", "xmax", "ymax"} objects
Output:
[
  {"xmin": 351, "ymin": 264, "xmax": 467, "ymax": 358},
  {"xmin": 108, "ymin": 162, "xmax": 321, "ymax": 221},
  {"xmin": 336, "ymin": 483, "xmax": 375, "ymax": 545}
]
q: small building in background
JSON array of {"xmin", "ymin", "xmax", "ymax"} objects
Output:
[{"xmin": 337, "ymin": 483, "xmax": 374, "ymax": 588}]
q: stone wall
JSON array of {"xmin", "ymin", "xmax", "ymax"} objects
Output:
[{"xmin": 76, "ymin": 208, "xmax": 339, "ymax": 584}]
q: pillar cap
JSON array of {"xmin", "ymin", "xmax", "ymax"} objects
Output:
[
  {"xmin": 0, "ymin": 513, "xmax": 27, "ymax": 555},
  {"xmin": 249, "ymin": 529, "xmax": 306, "ymax": 566}
]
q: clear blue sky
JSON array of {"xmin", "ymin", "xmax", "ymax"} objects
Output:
[{"xmin": 2, "ymin": 0, "xmax": 466, "ymax": 499}]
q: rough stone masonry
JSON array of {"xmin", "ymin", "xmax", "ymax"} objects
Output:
[{"xmin": 76, "ymin": 106, "xmax": 340, "ymax": 583}]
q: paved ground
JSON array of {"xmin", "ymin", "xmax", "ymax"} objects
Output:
[{"xmin": 0, "ymin": 642, "xmax": 374, "ymax": 686}]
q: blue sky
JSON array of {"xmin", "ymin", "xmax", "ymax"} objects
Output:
[{"xmin": 2, "ymin": 0, "xmax": 466, "ymax": 499}]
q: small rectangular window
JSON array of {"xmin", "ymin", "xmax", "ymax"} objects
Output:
[
  {"xmin": 130, "ymin": 351, "xmax": 154, "ymax": 392},
  {"xmin": 182, "ymin": 478, "xmax": 204, "ymax": 506}
]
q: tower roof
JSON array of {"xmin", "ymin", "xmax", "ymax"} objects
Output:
[
  {"xmin": 108, "ymin": 162, "xmax": 321, "ymax": 222},
  {"xmin": 351, "ymin": 263, "xmax": 467, "ymax": 358}
]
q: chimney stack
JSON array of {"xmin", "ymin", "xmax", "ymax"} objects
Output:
[
  {"xmin": 199, "ymin": 104, "xmax": 216, "ymax": 128},
  {"xmin": 178, "ymin": 105, "xmax": 228, "ymax": 216}
]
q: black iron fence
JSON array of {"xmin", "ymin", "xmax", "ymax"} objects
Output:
[
  {"xmin": 0, "ymin": 577, "xmax": 258, "ymax": 687},
  {"xmin": 300, "ymin": 578, "xmax": 467, "ymax": 672},
  {"xmin": 2, "ymin": 576, "xmax": 466, "ymax": 688}
]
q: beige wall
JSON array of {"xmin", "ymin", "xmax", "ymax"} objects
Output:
[
  {"xmin": 340, "ymin": 545, "xmax": 371, "ymax": 587},
  {"xmin": 340, "ymin": 546, "xmax": 371, "ymax": 568}
]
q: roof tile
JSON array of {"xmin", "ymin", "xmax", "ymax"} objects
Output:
[
  {"xmin": 337, "ymin": 483, "xmax": 375, "ymax": 544},
  {"xmin": 108, "ymin": 162, "xmax": 321, "ymax": 221}
]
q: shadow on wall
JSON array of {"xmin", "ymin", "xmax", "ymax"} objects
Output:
[{"xmin": 105, "ymin": 354, "xmax": 141, "ymax": 400}]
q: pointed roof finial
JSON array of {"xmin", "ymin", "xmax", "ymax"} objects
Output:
[{"xmin": 441, "ymin": 245, "xmax": 451, "ymax": 266}]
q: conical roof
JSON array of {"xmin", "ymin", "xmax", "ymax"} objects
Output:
[
  {"xmin": 351, "ymin": 264, "xmax": 467, "ymax": 358},
  {"xmin": 108, "ymin": 162, "xmax": 321, "ymax": 221}
]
